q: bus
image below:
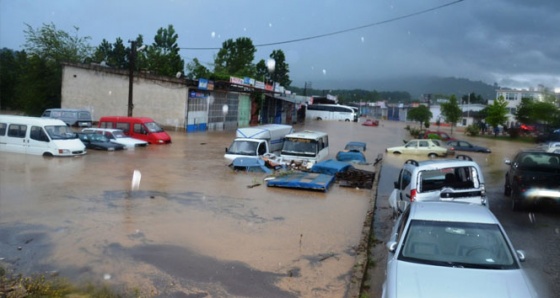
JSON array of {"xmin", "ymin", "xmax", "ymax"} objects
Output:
[{"xmin": 305, "ymin": 104, "xmax": 358, "ymax": 122}]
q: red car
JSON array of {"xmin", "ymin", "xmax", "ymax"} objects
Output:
[
  {"xmin": 520, "ymin": 124, "xmax": 536, "ymax": 132},
  {"xmin": 362, "ymin": 119, "xmax": 379, "ymax": 126}
]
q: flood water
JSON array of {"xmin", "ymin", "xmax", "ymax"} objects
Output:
[{"xmin": 0, "ymin": 119, "xmax": 537, "ymax": 297}]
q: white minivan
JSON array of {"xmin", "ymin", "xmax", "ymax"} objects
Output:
[
  {"xmin": 0, "ymin": 115, "xmax": 86, "ymax": 157},
  {"xmin": 280, "ymin": 130, "xmax": 329, "ymax": 168}
]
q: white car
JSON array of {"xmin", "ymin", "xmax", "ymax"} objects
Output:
[
  {"xmin": 386, "ymin": 139, "xmax": 450, "ymax": 158},
  {"xmin": 389, "ymin": 155, "xmax": 487, "ymax": 214},
  {"xmin": 382, "ymin": 201, "xmax": 538, "ymax": 298},
  {"xmin": 81, "ymin": 128, "xmax": 148, "ymax": 149},
  {"xmin": 543, "ymin": 141, "xmax": 560, "ymax": 154}
]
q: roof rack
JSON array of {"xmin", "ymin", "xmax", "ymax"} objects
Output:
[
  {"xmin": 455, "ymin": 154, "xmax": 473, "ymax": 161},
  {"xmin": 404, "ymin": 159, "xmax": 419, "ymax": 166}
]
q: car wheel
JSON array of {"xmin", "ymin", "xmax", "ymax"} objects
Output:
[
  {"xmin": 428, "ymin": 153, "xmax": 437, "ymax": 158},
  {"xmin": 511, "ymin": 191, "xmax": 523, "ymax": 211},
  {"xmin": 504, "ymin": 177, "xmax": 511, "ymax": 196},
  {"xmin": 393, "ymin": 151, "xmax": 401, "ymax": 155}
]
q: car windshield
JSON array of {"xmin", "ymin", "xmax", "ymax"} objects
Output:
[
  {"xmin": 399, "ymin": 220, "xmax": 518, "ymax": 269},
  {"xmin": 228, "ymin": 140, "xmax": 258, "ymax": 155},
  {"xmin": 282, "ymin": 139, "xmax": 318, "ymax": 156},
  {"xmin": 145, "ymin": 122, "xmax": 164, "ymax": 133},
  {"xmin": 517, "ymin": 153, "xmax": 560, "ymax": 170},
  {"xmin": 111, "ymin": 131, "xmax": 127, "ymax": 138},
  {"xmin": 45, "ymin": 125, "xmax": 77, "ymax": 140}
]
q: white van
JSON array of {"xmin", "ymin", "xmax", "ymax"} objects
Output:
[
  {"xmin": 280, "ymin": 130, "xmax": 329, "ymax": 167},
  {"xmin": 41, "ymin": 108, "xmax": 93, "ymax": 127},
  {"xmin": 0, "ymin": 115, "xmax": 86, "ymax": 157},
  {"xmin": 224, "ymin": 124, "xmax": 294, "ymax": 161}
]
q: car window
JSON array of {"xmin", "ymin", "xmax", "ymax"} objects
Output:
[
  {"xmin": 405, "ymin": 141, "xmax": 417, "ymax": 148},
  {"xmin": 419, "ymin": 166, "xmax": 478, "ymax": 192},
  {"xmin": 419, "ymin": 141, "xmax": 429, "ymax": 147},
  {"xmin": 400, "ymin": 169, "xmax": 412, "ymax": 190},
  {"xmin": 399, "ymin": 220, "xmax": 517, "ymax": 269}
]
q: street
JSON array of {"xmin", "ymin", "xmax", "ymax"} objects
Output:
[{"xmin": 0, "ymin": 119, "xmax": 558, "ymax": 297}]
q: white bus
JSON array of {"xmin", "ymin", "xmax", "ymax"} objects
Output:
[
  {"xmin": 305, "ymin": 104, "xmax": 358, "ymax": 122},
  {"xmin": 280, "ymin": 130, "xmax": 329, "ymax": 167},
  {"xmin": 0, "ymin": 115, "xmax": 86, "ymax": 157}
]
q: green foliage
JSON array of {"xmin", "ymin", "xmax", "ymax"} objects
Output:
[
  {"xmin": 485, "ymin": 96, "xmax": 508, "ymax": 128},
  {"xmin": 269, "ymin": 50, "xmax": 291, "ymax": 87},
  {"xmin": 23, "ymin": 22, "xmax": 93, "ymax": 63},
  {"xmin": 465, "ymin": 124, "xmax": 480, "ymax": 136},
  {"xmin": 185, "ymin": 57, "xmax": 211, "ymax": 79},
  {"xmin": 0, "ymin": 49, "xmax": 26, "ymax": 110},
  {"xmin": 424, "ymin": 121, "xmax": 430, "ymax": 128},
  {"xmin": 407, "ymin": 105, "xmax": 432, "ymax": 128},
  {"xmin": 440, "ymin": 95, "xmax": 462, "ymax": 133},
  {"xmin": 214, "ymin": 37, "xmax": 256, "ymax": 78},
  {"xmin": 404, "ymin": 125, "xmax": 422, "ymax": 139},
  {"xmin": 146, "ymin": 25, "xmax": 184, "ymax": 77}
]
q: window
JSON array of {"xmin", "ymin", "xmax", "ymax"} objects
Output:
[
  {"xmin": 30, "ymin": 126, "xmax": 48, "ymax": 142},
  {"xmin": 0, "ymin": 122, "xmax": 6, "ymax": 135},
  {"xmin": 116, "ymin": 122, "xmax": 130, "ymax": 133},
  {"xmin": 419, "ymin": 141, "xmax": 429, "ymax": 147},
  {"xmin": 8, "ymin": 124, "xmax": 26, "ymax": 138}
]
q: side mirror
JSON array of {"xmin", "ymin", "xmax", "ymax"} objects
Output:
[
  {"xmin": 386, "ymin": 241, "xmax": 398, "ymax": 253},
  {"xmin": 394, "ymin": 181, "xmax": 398, "ymax": 188},
  {"xmin": 516, "ymin": 250, "xmax": 526, "ymax": 262}
]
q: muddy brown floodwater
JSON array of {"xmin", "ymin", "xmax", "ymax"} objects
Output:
[
  {"xmin": 2, "ymin": 119, "xmax": 555, "ymax": 298},
  {"xmin": 0, "ymin": 120, "xmax": 403, "ymax": 297}
]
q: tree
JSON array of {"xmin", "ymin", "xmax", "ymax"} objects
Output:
[
  {"xmin": 146, "ymin": 25, "xmax": 184, "ymax": 77},
  {"xmin": 185, "ymin": 58, "xmax": 211, "ymax": 80},
  {"xmin": 485, "ymin": 96, "xmax": 509, "ymax": 136},
  {"xmin": 440, "ymin": 95, "xmax": 462, "ymax": 134},
  {"xmin": 20, "ymin": 23, "xmax": 92, "ymax": 115},
  {"xmin": 0, "ymin": 49, "xmax": 27, "ymax": 110},
  {"xmin": 407, "ymin": 105, "xmax": 432, "ymax": 128},
  {"xmin": 213, "ymin": 37, "xmax": 256, "ymax": 78},
  {"xmin": 268, "ymin": 50, "xmax": 291, "ymax": 87}
]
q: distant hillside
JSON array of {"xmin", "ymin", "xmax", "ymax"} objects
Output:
[{"xmin": 292, "ymin": 76, "xmax": 498, "ymax": 102}]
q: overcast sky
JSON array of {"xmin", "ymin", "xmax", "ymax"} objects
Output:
[{"xmin": 1, "ymin": 0, "xmax": 559, "ymax": 92}]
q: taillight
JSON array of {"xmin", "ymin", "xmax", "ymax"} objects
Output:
[{"xmin": 410, "ymin": 189, "xmax": 417, "ymax": 202}]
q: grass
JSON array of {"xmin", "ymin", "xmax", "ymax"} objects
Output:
[{"xmin": 0, "ymin": 265, "xmax": 139, "ymax": 298}]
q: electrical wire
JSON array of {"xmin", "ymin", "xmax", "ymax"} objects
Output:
[{"xmin": 181, "ymin": 0, "xmax": 464, "ymax": 50}]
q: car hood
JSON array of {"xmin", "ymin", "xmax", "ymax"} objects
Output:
[{"xmin": 389, "ymin": 261, "xmax": 537, "ymax": 298}]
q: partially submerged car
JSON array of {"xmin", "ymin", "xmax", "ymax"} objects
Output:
[
  {"xmin": 386, "ymin": 139, "xmax": 450, "ymax": 158},
  {"xmin": 447, "ymin": 140, "xmax": 491, "ymax": 153},
  {"xmin": 389, "ymin": 155, "xmax": 487, "ymax": 214},
  {"xmin": 344, "ymin": 141, "xmax": 367, "ymax": 152},
  {"xmin": 82, "ymin": 128, "xmax": 148, "ymax": 149},
  {"xmin": 504, "ymin": 149, "xmax": 560, "ymax": 211},
  {"xmin": 78, "ymin": 132, "xmax": 125, "ymax": 151},
  {"xmin": 362, "ymin": 119, "xmax": 379, "ymax": 127},
  {"xmin": 382, "ymin": 201, "xmax": 538, "ymax": 298}
]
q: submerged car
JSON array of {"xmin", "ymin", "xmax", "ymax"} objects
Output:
[
  {"xmin": 78, "ymin": 132, "xmax": 125, "ymax": 151},
  {"xmin": 382, "ymin": 201, "xmax": 538, "ymax": 298},
  {"xmin": 504, "ymin": 149, "xmax": 560, "ymax": 211},
  {"xmin": 82, "ymin": 128, "xmax": 148, "ymax": 149},
  {"xmin": 362, "ymin": 119, "xmax": 379, "ymax": 126},
  {"xmin": 447, "ymin": 140, "xmax": 491, "ymax": 153},
  {"xmin": 389, "ymin": 154, "xmax": 487, "ymax": 214},
  {"xmin": 344, "ymin": 141, "xmax": 367, "ymax": 152},
  {"xmin": 386, "ymin": 139, "xmax": 449, "ymax": 158}
]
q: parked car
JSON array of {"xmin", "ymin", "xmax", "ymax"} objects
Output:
[
  {"xmin": 362, "ymin": 119, "xmax": 379, "ymax": 126},
  {"xmin": 81, "ymin": 128, "xmax": 148, "ymax": 149},
  {"xmin": 543, "ymin": 141, "xmax": 560, "ymax": 154},
  {"xmin": 41, "ymin": 108, "xmax": 93, "ymax": 128},
  {"xmin": 389, "ymin": 154, "xmax": 487, "ymax": 214},
  {"xmin": 386, "ymin": 139, "xmax": 450, "ymax": 158},
  {"xmin": 335, "ymin": 150, "xmax": 366, "ymax": 164},
  {"xmin": 382, "ymin": 201, "xmax": 538, "ymax": 298},
  {"xmin": 77, "ymin": 132, "xmax": 125, "ymax": 151},
  {"xmin": 419, "ymin": 130, "xmax": 457, "ymax": 141},
  {"xmin": 446, "ymin": 140, "xmax": 491, "ymax": 153},
  {"xmin": 504, "ymin": 149, "xmax": 560, "ymax": 211},
  {"xmin": 344, "ymin": 141, "xmax": 367, "ymax": 152}
]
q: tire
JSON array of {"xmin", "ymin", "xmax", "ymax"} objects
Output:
[
  {"xmin": 504, "ymin": 178, "xmax": 511, "ymax": 196},
  {"xmin": 345, "ymin": 119, "xmax": 350, "ymax": 122},
  {"xmin": 511, "ymin": 191, "xmax": 523, "ymax": 211},
  {"xmin": 428, "ymin": 153, "xmax": 437, "ymax": 158},
  {"xmin": 316, "ymin": 117, "xmax": 322, "ymax": 121},
  {"xmin": 42, "ymin": 152, "xmax": 54, "ymax": 158},
  {"xmin": 393, "ymin": 151, "xmax": 402, "ymax": 155}
]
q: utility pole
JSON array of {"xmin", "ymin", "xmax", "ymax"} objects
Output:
[{"xmin": 127, "ymin": 40, "xmax": 137, "ymax": 117}]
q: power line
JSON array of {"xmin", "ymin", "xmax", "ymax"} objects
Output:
[{"xmin": 181, "ymin": 0, "xmax": 464, "ymax": 50}]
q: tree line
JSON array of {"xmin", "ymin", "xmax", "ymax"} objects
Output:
[{"xmin": 0, "ymin": 23, "xmax": 292, "ymax": 116}]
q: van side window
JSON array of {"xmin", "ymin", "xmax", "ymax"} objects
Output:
[
  {"xmin": 133, "ymin": 123, "xmax": 146, "ymax": 134},
  {"xmin": 116, "ymin": 123, "xmax": 130, "ymax": 133},
  {"xmin": 30, "ymin": 126, "xmax": 49, "ymax": 142},
  {"xmin": 8, "ymin": 124, "xmax": 27, "ymax": 138},
  {"xmin": 0, "ymin": 123, "xmax": 6, "ymax": 135}
]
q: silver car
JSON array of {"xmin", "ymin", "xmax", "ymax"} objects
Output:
[{"xmin": 382, "ymin": 201, "xmax": 538, "ymax": 298}]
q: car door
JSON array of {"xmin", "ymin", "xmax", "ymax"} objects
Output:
[
  {"xmin": 418, "ymin": 140, "xmax": 431, "ymax": 155},
  {"xmin": 396, "ymin": 168, "xmax": 413, "ymax": 212},
  {"xmin": 403, "ymin": 140, "xmax": 418, "ymax": 154}
]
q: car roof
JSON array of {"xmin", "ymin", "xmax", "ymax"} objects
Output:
[
  {"xmin": 409, "ymin": 201, "xmax": 497, "ymax": 224},
  {"xmin": 82, "ymin": 128, "xmax": 124, "ymax": 133},
  {"xmin": 405, "ymin": 158, "xmax": 480, "ymax": 169}
]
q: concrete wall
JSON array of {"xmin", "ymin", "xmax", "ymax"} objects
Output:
[{"xmin": 61, "ymin": 64, "xmax": 188, "ymax": 130}]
